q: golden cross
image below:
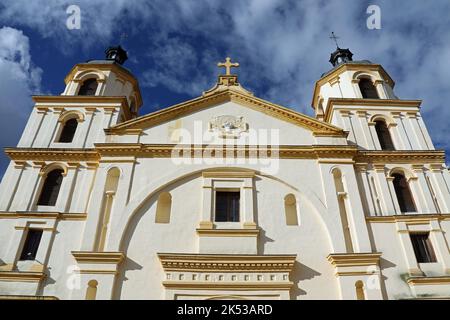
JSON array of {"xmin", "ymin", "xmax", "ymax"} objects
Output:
[{"xmin": 217, "ymin": 57, "xmax": 239, "ymax": 75}]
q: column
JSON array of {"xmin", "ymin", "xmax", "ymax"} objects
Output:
[
  {"xmin": 79, "ymin": 107, "xmax": 97, "ymax": 148},
  {"xmin": 341, "ymin": 165, "xmax": 372, "ymax": 252},
  {"xmin": 408, "ymin": 113, "xmax": 430, "ymax": 150},
  {"xmin": 390, "ymin": 112, "xmax": 406, "ymax": 150},
  {"xmin": 416, "ymin": 115, "xmax": 435, "ymax": 150},
  {"xmin": 97, "ymin": 191, "xmax": 115, "ymax": 251},
  {"xmin": 404, "ymin": 112, "xmax": 422, "ymax": 150},
  {"xmin": 428, "ymin": 164, "xmax": 450, "ymax": 212},
  {"xmin": 411, "ymin": 164, "xmax": 438, "ymax": 213},
  {"xmin": 355, "ymin": 111, "xmax": 372, "ymax": 149},
  {"xmin": 242, "ymin": 177, "xmax": 256, "ymax": 229},
  {"xmin": 386, "ymin": 176, "xmax": 402, "ymax": 214},
  {"xmin": 339, "ymin": 110, "xmax": 358, "ymax": 145},
  {"xmin": 55, "ymin": 163, "xmax": 79, "ymax": 213},
  {"xmin": 95, "ymin": 108, "xmax": 116, "ymax": 143},
  {"xmin": 355, "ymin": 163, "xmax": 377, "ymax": 216},
  {"xmin": 374, "ymin": 80, "xmax": 388, "ymax": 99},
  {"xmin": 396, "ymin": 113, "xmax": 413, "ymax": 150},
  {"xmin": 368, "ymin": 122, "xmax": 382, "ymax": 149},
  {"xmin": 0, "ymin": 161, "xmax": 26, "ymax": 211},
  {"xmin": 18, "ymin": 107, "xmax": 47, "ymax": 147},
  {"xmin": 373, "ymin": 164, "xmax": 397, "ymax": 215},
  {"xmin": 199, "ymin": 177, "xmax": 213, "ymax": 229}
]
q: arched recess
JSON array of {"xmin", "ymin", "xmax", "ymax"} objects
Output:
[
  {"xmin": 155, "ymin": 192, "xmax": 172, "ymax": 223},
  {"xmin": 355, "ymin": 280, "xmax": 366, "ymax": 300},
  {"xmin": 85, "ymin": 280, "xmax": 98, "ymax": 300},
  {"xmin": 284, "ymin": 193, "xmax": 299, "ymax": 226},
  {"xmin": 95, "ymin": 167, "xmax": 120, "ymax": 251},
  {"xmin": 73, "ymin": 70, "xmax": 106, "ymax": 96},
  {"xmin": 35, "ymin": 163, "xmax": 68, "ymax": 207},
  {"xmin": 56, "ymin": 111, "xmax": 84, "ymax": 143}
]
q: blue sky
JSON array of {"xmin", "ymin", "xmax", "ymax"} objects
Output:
[{"xmin": 0, "ymin": 0, "xmax": 449, "ymax": 178}]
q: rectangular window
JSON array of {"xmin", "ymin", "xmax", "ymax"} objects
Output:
[
  {"xmin": 215, "ymin": 191, "xmax": 240, "ymax": 222},
  {"xmin": 410, "ymin": 233, "xmax": 437, "ymax": 263},
  {"xmin": 19, "ymin": 229, "xmax": 43, "ymax": 261}
]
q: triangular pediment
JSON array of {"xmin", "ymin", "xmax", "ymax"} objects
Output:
[{"xmin": 106, "ymin": 89, "xmax": 344, "ymax": 136}]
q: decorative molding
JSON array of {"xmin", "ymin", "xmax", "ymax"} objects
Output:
[
  {"xmin": 4, "ymin": 148, "xmax": 99, "ymax": 162},
  {"xmin": 0, "ymin": 295, "xmax": 58, "ymax": 300},
  {"xmin": 407, "ymin": 276, "xmax": 450, "ymax": 286},
  {"xmin": 0, "ymin": 271, "xmax": 46, "ymax": 282},
  {"xmin": 105, "ymin": 89, "xmax": 345, "ymax": 136},
  {"xmin": 0, "ymin": 211, "xmax": 87, "ymax": 221},
  {"xmin": 355, "ymin": 150, "xmax": 445, "ymax": 164},
  {"xmin": 327, "ymin": 253, "xmax": 382, "ymax": 267},
  {"xmin": 202, "ymin": 171, "xmax": 255, "ymax": 178},
  {"xmin": 196, "ymin": 228, "xmax": 260, "ymax": 238},
  {"xmin": 71, "ymin": 251, "xmax": 125, "ymax": 264},
  {"xmin": 161, "ymin": 281, "xmax": 293, "ymax": 291},
  {"xmin": 323, "ymin": 98, "xmax": 422, "ymax": 122},
  {"xmin": 158, "ymin": 253, "xmax": 297, "ymax": 273},
  {"xmin": 366, "ymin": 214, "xmax": 450, "ymax": 223}
]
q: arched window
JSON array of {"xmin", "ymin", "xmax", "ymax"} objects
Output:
[
  {"xmin": 85, "ymin": 280, "xmax": 98, "ymax": 300},
  {"xmin": 374, "ymin": 120, "xmax": 395, "ymax": 150},
  {"xmin": 358, "ymin": 78, "xmax": 379, "ymax": 99},
  {"xmin": 58, "ymin": 118, "xmax": 78, "ymax": 143},
  {"xmin": 78, "ymin": 78, "xmax": 98, "ymax": 96},
  {"xmin": 37, "ymin": 169, "xmax": 64, "ymax": 206},
  {"xmin": 155, "ymin": 192, "xmax": 172, "ymax": 223},
  {"xmin": 284, "ymin": 194, "xmax": 298, "ymax": 226},
  {"xmin": 392, "ymin": 173, "xmax": 416, "ymax": 212},
  {"xmin": 355, "ymin": 281, "xmax": 366, "ymax": 300}
]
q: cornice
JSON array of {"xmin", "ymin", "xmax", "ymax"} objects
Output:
[
  {"xmin": 94, "ymin": 143, "xmax": 358, "ymax": 159},
  {"xmin": 366, "ymin": 213, "xmax": 450, "ymax": 223},
  {"xmin": 162, "ymin": 281, "xmax": 293, "ymax": 290},
  {"xmin": 33, "ymin": 95, "xmax": 128, "ymax": 105},
  {"xmin": 196, "ymin": 228, "xmax": 260, "ymax": 237},
  {"xmin": 327, "ymin": 253, "xmax": 382, "ymax": 267},
  {"xmin": 106, "ymin": 89, "xmax": 344, "ymax": 136},
  {"xmin": 157, "ymin": 253, "xmax": 297, "ymax": 273},
  {"xmin": 324, "ymin": 98, "xmax": 422, "ymax": 122},
  {"xmin": 407, "ymin": 276, "xmax": 450, "ymax": 286},
  {"xmin": 71, "ymin": 251, "xmax": 125, "ymax": 264},
  {"xmin": 355, "ymin": 150, "xmax": 445, "ymax": 164},
  {"xmin": 0, "ymin": 295, "xmax": 58, "ymax": 300},
  {"xmin": 0, "ymin": 271, "xmax": 46, "ymax": 282},
  {"xmin": 4, "ymin": 148, "xmax": 99, "ymax": 162},
  {"xmin": 0, "ymin": 211, "xmax": 87, "ymax": 221}
]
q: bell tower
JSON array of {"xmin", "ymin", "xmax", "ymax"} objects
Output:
[{"xmin": 17, "ymin": 46, "xmax": 142, "ymax": 149}]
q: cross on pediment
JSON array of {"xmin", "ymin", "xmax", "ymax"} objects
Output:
[{"xmin": 217, "ymin": 57, "xmax": 239, "ymax": 75}]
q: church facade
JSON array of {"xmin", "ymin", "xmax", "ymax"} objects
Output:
[{"xmin": 0, "ymin": 46, "xmax": 449, "ymax": 300}]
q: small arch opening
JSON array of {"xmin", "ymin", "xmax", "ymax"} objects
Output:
[
  {"xmin": 284, "ymin": 194, "xmax": 299, "ymax": 226},
  {"xmin": 392, "ymin": 173, "xmax": 416, "ymax": 213},
  {"xmin": 155, "ymin": 192, "xmax": 172, "ymax": 224},
  {"xmin": 374, "ymin": 120, "xmax": 395, "ymax": 150},
  {"xmin": 78, "ymin": 78, "xmax": 98, "ymax": 96},
  {"xmin": 358, "ymin": 78, "xmax": 379, "ymax": 99},
  {"xmin": 58, "ymin": 118, "xmax": 78, "ymax": 143},
  {"xmin": 37, "ymin": 169, "xmax": 64, "ymax": 206}
]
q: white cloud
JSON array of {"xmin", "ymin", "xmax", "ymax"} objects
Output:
[
  {"xmin": 0, "ymin": 26, "xmax": 43, "ymax": 175},
  {"xmin": 0, "ymin": 0, "xmax": 449, "ymax": 157}
]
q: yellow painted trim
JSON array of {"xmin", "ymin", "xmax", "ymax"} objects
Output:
[
  {"xmin": 0, "ymin": 212, "xmax": 87, "ymax": 221},
  {"xmin": 106, "ymin": 89, "xmax": 344, "ymax": 136},
  {"xmin": 355, "ymin": 150, "xmax": 445, "ymax": 164},
  {"xmin": 71, "ymin": 251, "xmax": 125, "ymax": 264},
  {"xmin": 76, "ymin": 270, "xmax": 118, "ymax": 275},
  {"xmin": 0, "ymin": 271, "xmax": 46, "ymax": 282},
  {"xmin": 162, "ymin": 281, "xmax": 293, "ymax": 290},
  {"xmin": 158, "ymin": 253, "xmax": 296, "ymax": 273},
  {"xmin": 0, "ymin": 295, "xmax": 58, "ymax": 300},
  {"xmin": 324, "ymin": 98, "xmax": 421, "ymax": 122},
  {"xmin": 202, "ymin": 171, "xmax": 255, "ymax": 178},
  {"xmin": 196, "ymin": 228, "xmax": 259, "ymax": 238},
  {"xmin": 335, "ymin": 271, "xmax": 378, "ymax": 277},
  {"xmin": 407, "ymin": 276, "xmax": 450, "ymax": 286},
  {"xmin": 366, "ymin": 214, "xmax": 450, "ymax": 223},
  {"xmin": 5, "ymin": 148, "xmax": 99, "ymax": 162},
  {"xmin": 327, "ymin": 253, "xmax": 382, "ymax": 267}
]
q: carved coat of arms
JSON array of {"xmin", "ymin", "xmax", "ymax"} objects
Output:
[{"xmin": 209, "ymin": 115, "xmax": 248, "ymax": 138}]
